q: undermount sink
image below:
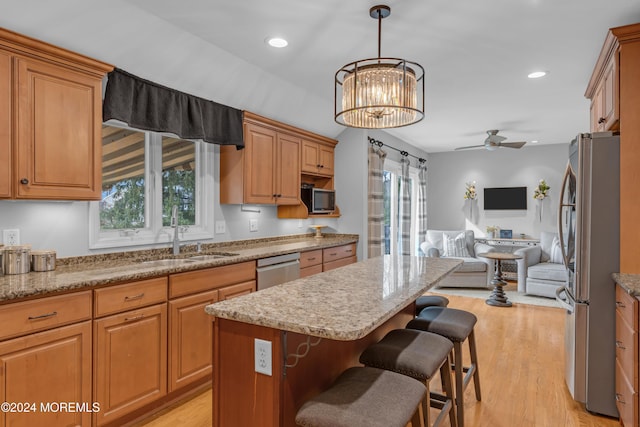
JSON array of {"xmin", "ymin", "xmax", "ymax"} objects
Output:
[
  {"xmin": 139, "ymin": 258, "xmax": 198, "ymax": 267},
  {"xmin": 189, "ymin": 252, "xmax": 238, "ymax": 261}
]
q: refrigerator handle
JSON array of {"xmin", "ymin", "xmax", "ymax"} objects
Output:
[
  {"xmin": 558, "ymin": 164, "xmax": 574, "ymax": 268},
  {"xmin": 555, "ymin": 286, "xmax": 574, "ymax": 313}
]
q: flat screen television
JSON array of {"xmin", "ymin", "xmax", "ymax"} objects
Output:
[{"xmin": 484, "ymin": 186, "xmax": 527, "ymax": 210}]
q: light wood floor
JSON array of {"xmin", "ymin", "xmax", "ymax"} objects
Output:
[{"xmin": 136, "ymin": 294, "xmax": 620, "ymax": 427}]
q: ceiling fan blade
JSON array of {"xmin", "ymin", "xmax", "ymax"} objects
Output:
[
  {"xmin": 500, "ymin": 141, "xmax": 527, "ymax": 149},
  {"xmin": 455, "ymin": 144, "xmax": 486, "ymax": 151}
]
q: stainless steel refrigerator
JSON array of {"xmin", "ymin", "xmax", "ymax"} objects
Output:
[{"xmin": 556, "ymin": 132, "xmax": 619, "ymax": 417}]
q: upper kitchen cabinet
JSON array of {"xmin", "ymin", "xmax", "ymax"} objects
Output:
[
  {"xmin": 220, "ymin": 112, "xmax": 336, "ymax": 206},
  {"xmin": 301, "ymin": 139, "xmax": 335, "ymax": 177},
  {"xmin": 586, "ymin": 29, "xmax": 620, "ymax": 132},
  {"xmin": 0, "ymin": 28, "xmax": 112, "ymax": 200}
]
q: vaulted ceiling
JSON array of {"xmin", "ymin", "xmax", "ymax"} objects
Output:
[{"xmin": 2, "ymin": 0, "xmax": 639, "ymax": 152}]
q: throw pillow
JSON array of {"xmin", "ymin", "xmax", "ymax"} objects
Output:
[
  {"xmin": 443, "ymin": 232, "xmax": 471, "ymax": 258},
  {"xmin": 549, "ymin": 236, "xmax": 564, "ymax": 264}
]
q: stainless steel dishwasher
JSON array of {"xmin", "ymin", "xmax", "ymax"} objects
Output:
[{"xmin": 256, "ymin": 252, "xmax": 300, "ymax": 290}]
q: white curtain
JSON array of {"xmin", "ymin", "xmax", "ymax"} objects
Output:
[
  {"xmin": 398, "ymin": 157, "xmax": 411, "ymax": 255},
  {"xmin": 417, "ymin": 162, "xmax": 428, "ymax": 252},
  {"xmin": 367, "ymin": 146, "xmax": 387, "ymax": 258}
]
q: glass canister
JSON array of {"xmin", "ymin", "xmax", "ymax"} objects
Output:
[
  {"xmin": 4, "ymin": 245, "xmax": 31, "ymax": 275},
  {"xmin": 31, "ymin": 250, "xmax": 57, "ymax": 272}
]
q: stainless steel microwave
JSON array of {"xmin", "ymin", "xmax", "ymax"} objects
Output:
[{"xmin": 301, "ymin": 188, "xmax": 335, "ymax": 213}]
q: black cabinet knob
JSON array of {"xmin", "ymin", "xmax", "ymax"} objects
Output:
[
  {"xmin": 598, "ymin": 117, "xmax": 605, "ymax": 124},
  {"xmin": 20, "ymin": 178, "xmax": 29, "ymax": 185}
]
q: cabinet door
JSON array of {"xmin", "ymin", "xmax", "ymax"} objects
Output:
[
  {"xmin": 0, "ymin": 321, "xmax": 92, "ymax": 427},
  {"xmin": 218, "ymin": 280, "xmax": 256, "ymax": 300},
  {"xmin": 590, "ymin": 83, "xmax": 605, "ymax": 132},
  {"xmin": 15, "ymin": 56, "xmax": 102, "ymax": 200},
  {"xmin": 276, "ymin": 133, "xmax": 301, "ymax": 205},
  {"xmin": 244, "ymin": 122, "xmax": 276, "ymax": 204},
  {"xmin": 0, "ymin": 51, "xmax": 11, "ymax": 198},
  {"xmin": 318, "ymin": 145, "xmax": 335, "ymax": 176},
  {"xmin": 301, "ymin": 140, "xmax": 320, "ymax": 174},
  {"xmin": 93, "ymin": 303, "xmax": 167, "ymax": 426},
  {"xmin": 169, "ymin": 290, "xmax": 218, "ymax": 392},
  {"xmin": 602, "ymin": 56, "xmax": 619, "ymax": 130}
]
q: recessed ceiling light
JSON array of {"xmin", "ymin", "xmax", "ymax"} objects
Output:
[
  {"xmin": 527, "ymin": 71, "xmax": 547, "ymax": 79},
  {"xmin": 266, "ymin": 37, "xmax": 288, "ymax": 48},
  {"xmin": 531, "ymin": 140, "xmax": 539, "ymax": 144}
]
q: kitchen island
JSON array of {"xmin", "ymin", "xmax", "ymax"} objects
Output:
[{"xmin": 205, "ymin": 255, "xmax": 462, "ymax": 427}]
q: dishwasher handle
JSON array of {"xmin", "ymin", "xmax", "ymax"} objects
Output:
[{"xmin": 256, "ymin": 259, "xmax": 299, "ymax": 273}]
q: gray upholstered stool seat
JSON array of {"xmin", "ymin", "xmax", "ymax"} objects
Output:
[
  {"xmin": 407, "ymin": 307, "xmax": 481, "ymax": 427},
  {"xmin": 359, "ymin": 329, "xmax": 457, "ymax": 427},
  {"xmin": 295, "ymin": 366, "xmax": 426, "ymax": 427},
  {"xmin": 415, "ymin": 295, "xmax": 449, "ymax": 316}
]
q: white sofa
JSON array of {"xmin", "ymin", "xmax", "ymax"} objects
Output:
[
  {"xmin": 514, "ymin": 231, "xmax": 568, "ymax": 298},
  {"xmin": 420, "ymin": 230, "xmax": 495, "ymax": 288}
]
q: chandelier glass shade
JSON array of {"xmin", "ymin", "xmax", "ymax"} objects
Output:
[{"xmin": 334, "ymin": 5, "xmax": 425, "ymax": 129}]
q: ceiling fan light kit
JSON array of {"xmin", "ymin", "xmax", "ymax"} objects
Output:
[
  {"xmin": 455, "ymin": 129, "xmax": 527, "ymax": 151},
  {"xmin": 334, "ymin": 5, "xmax": 425, "ymax": 129}
]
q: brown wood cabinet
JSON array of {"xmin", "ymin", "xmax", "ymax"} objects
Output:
[
  {"xmin": 0, "ymin": 291, "xmax": 92, "ymax": 427},
  {"xmin": 220, "ymin": 114, "xmax": 300, "ymax": 205},
  {"xmin": 169, "ymin": 290, "xmax": 218, "ymax": 392},
  {"xmin": 587, "ymin": 23, "xmax": 640, "ymax": 273},
  {"xmin": 300, "ymin": 249, "xmax": 323, "ymax": 278},
  {"xmin": 301, "ymin": 139, "xmax": 335, "ymax": 177},
  {"xmin": 615, "ymin": 284, "xmax": 639, "ymax": 427},
  {"xmin": 588, "ymin": 47, "xmax": 618, "ymax": 132},
  {"xmin": 167, "ymin": 261, "xmax": 255, "ymax": 392},
  {"xmin": 0, "ymin": 321, "xmax": 93, "ymax": 427},
  {"xmin": 93, "ymin": 303, "xmax": 168, "ymax": 426},
  {"xmin": 0, "ymin": 28, "xmax": 112, "ymax": 200},
  {"xmin": 93, "ymin": 278, "xmax": 168, "ymax": 426},
  {"xmin": 323, "ymin": 243, "xmax": 357, "ymax": 272}
]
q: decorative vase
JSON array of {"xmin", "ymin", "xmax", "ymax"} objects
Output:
[
  {"xmin": 487, "ymin": 231, "xmax": 494, "ymax": 239},
  {"xmin": 538, "ymin": 199, "xmax": 544, "ymax": 222}
]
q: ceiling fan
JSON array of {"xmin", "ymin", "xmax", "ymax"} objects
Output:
[{"xmin": 455, "ymin": 130, "xmax": 527, "ymax": 151}]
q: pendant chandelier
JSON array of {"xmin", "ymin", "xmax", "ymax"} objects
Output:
[{"xmin": 335, "ymin": 5, "xmax": 425, "ymax": 129}]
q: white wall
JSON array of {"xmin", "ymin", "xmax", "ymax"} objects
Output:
[
  {"xmin": 427, "ymin": 144, "xmax": 568, "ymax": 239},
  {"xmin": 333, "ymin": 128, "xmax": 430, "ymax": 260}
]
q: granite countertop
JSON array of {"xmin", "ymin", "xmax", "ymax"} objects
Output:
[
  {"xmin": 205, "ymin": 255, "xmax": 462, "ymax": 341},
  {"xmin": 0, "ymin": 234, "xmax": 358, "ymax": 303},
  {"xmin": 613, "ymin": 273, "xmax": 640, "ymax": 296}
]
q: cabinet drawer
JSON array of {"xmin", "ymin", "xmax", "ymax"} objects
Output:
[
  {"xmin": 616, "ymin": 285, "xmax": 638, "ymax": 327},
  {"xmin": 169, "ymin": 260, "xmax": 256, "ymax": 298},
  {"xmin": 616, "ymin": 358, "xmax": 639, "ymax": 427},
  {"xmin": 0, "ymin": 291, "xmax": 91, "ymax": 341},
  {"xmin": 616, "ymin": 308, "xmax": 639, "ymax": 389},
  {"xmin": 218, "ymin": 280, "xmax": 255, "ymax": 301},
  {"xmin": 323, "ymin": 244, "xmax": 356, "ymax": 263},
  {"xmin": 94, "ymin": 277, "xmax": 167, "ymax": 317},
  {"xmin": 323, "ymin": 255, "xmax": 357, "ymax": 272},
  {"xmin": 300, "ymin": 250, "xmax": 322, "ymax": 268},
  {"xmin": 300, "ymin": 264, "xmax": 323, "ymax": 278}
]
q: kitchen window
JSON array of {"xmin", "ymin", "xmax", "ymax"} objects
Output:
[
  {"xmin": 89, "ymin": 123, "xmax": 215, "ymax": 249},
  {"xmin": 383, "ymin": 160, "xmax": 420, "ymax": 256}
]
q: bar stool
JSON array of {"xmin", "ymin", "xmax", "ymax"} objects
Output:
[
  {"xmin": 359, "ymin": 329, "xmax": 457, "ymax": 427},
  {"xmin": 415, "ymin": 295, "xmax": 449, "ymax": 316},
  {"xmin": 295, "ymin": 366, "xmax": 427, "ymax": 427},
  {"xmin": 407, "ymin": 307, "xmax": 481, "ymax": 427}
]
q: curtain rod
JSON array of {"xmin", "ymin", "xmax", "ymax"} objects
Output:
[{"xmin": 367, "ymin": 136, "xmax": 426, "ymax": 163}]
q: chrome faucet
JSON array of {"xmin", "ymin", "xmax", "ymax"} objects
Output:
[{"xmin": 171, "ymin": 205, "xmax": 180, "ymax": 255}]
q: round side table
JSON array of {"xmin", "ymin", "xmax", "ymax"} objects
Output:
[{"xmin": 477, "ymin": 252, "xmax": 523, "ymax": 307}]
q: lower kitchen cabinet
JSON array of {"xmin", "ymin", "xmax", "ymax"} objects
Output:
[
  {"xmin": 93, "ymin": 303, "xmax": 167, "ymax": 426},
  {"xmin": 218, "ymin": 280, "xmax": 256, "ymax": 300},
  {"xmin": 615, "ymin": 284, "xmax": 639, "ymax": 427},
  {"xmin": 0, "ymin": 321, "xmax": 92, "ymax": 427},
  {"xmin": 169, "ymin": 290, "xmax": 219, "ymax": 392},
  {"xmin": 300, "ymin": 249, "xmax": 323, "ymax": 278},
  {"xmin": 322, "ymin": 243, "xmax": 357, "ymax": 272}
]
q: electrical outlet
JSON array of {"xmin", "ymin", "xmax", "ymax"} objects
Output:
[
  {"xmin": 298, "ymin": 219, "xmax": 303, "ymax": 228},
  {"xmin": 254, "ymin": 338, "xmax": 272, "ymax": 376},
  {"xmin": 3, "ymin": 229, "xmax": 20, "ymax": 246},
  {"xmin": 249, "ymin": 219, "xmax": 258, "ymax": 232},
  {"xmin": 215, "ymin": 221, "xmax": 226, "ymax": 234}
]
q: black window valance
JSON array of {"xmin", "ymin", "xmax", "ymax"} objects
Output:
[{"xmin": 103, "ymin": 68, "xmax": 244, "ymax": 148}]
